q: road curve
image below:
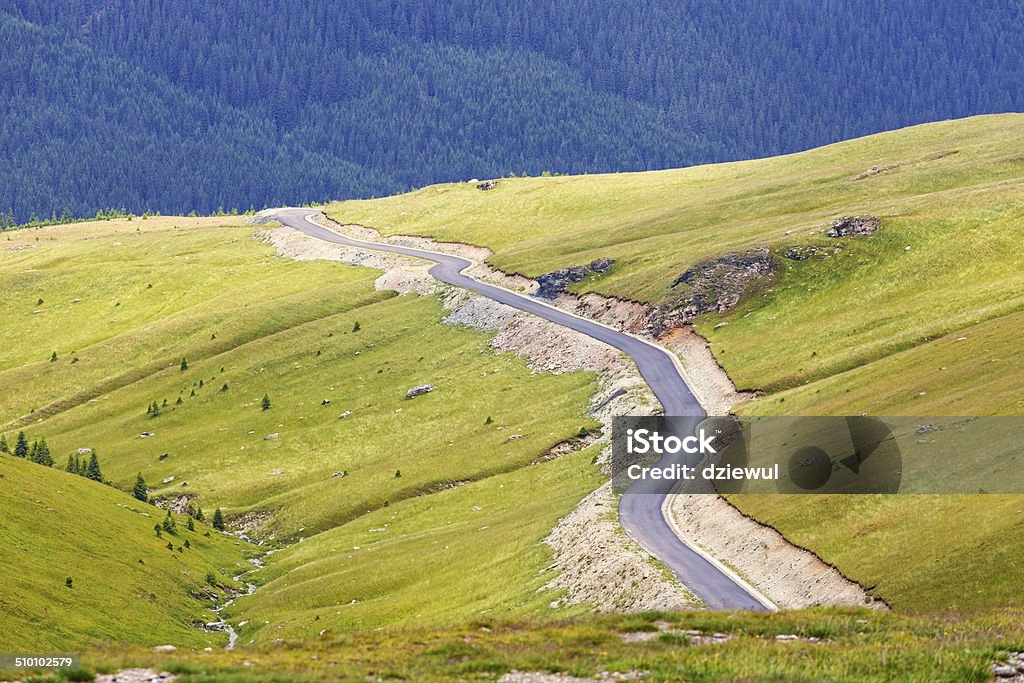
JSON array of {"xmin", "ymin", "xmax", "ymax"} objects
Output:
[{"xmin": 271, "ymin": 208, "xmax": 769, "ymax": 611}]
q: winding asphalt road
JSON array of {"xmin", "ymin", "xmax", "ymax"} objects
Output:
[{"xmin": 271, "ymin": 208, "xmax": 770, "ymax": 611}]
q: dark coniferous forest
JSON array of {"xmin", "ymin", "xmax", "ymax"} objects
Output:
[{"xmin": 2, "ymin": 0, "xmax": 1023, "ymax": 223}]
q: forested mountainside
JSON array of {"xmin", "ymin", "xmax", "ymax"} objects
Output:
[{"xmin": 3, "ymin": 0, "xmax": 1023, "ymax": 223}]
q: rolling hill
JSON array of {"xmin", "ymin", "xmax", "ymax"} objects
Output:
[
  {"xmin": 0, "ymin": 215, "xmax": 607, "ymax": 651},
  {"xmin": 324, "ymin": 114, "xmax": 1024, "ymax": 612},
  {"xmin": 3, "ymin": 115, "xmax": 1024, "ymax": 680}
]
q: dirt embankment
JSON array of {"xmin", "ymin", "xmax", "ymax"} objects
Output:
[
  {"xmin": 669, "ymin": 494, "xmax": 878, "ymax": 609},
  {"xmin": 256, "ymin": 214, "xmax": 875, "ymax": 612}
]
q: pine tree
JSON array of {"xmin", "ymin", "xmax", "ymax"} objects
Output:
[
  {"xmin": 162, "ymin": 510, "xmax": 176, "ymax": 533},
  {"xmin": 14, "ymin": 431, "xmax": 29, "ymax": 458},
  {"xmin": 352, "ymin": 321, "xmax": 361, "ymax": 332},
  {"xmin": 36, "ymin": 438, "xmax": 53, "ymax": 467},
  {"xmin": 212, "ymin": 507, "xmax": 225, "ymax": 531},
  {"xmin": 65, "ymin": 455, "xmax": 77, "ymax": 473},
  {"xmin": 28, "ymin": 440, "xmax": 40, "ymax": 463},
  {"xmin": 261, "ymin": 394, "xmax": 271, "ymax": 410},
  {"xmin": 187, "ymin": 516, "xmax": 195, "ymax": 531},
  {"xmin": 132, "ymin": 473, "xmax": 148, "ymax": 502},
  {"xmin": 195, "ymin": 506, "xmax": 205, "ymax": 522},
  {"xmin": 0, "ymin": 434, "xmax": 7, "ymax": 453},
  {"xmin": 85, "ymin": 453, "xmax": 103, "ymax": 481},
  {"xmin": 50, "ymin": 351, "xmax": 57, "ymax": 362},
  {"xmin": 180, "ymin": 357, "xmax": 188, "ymax": 371}
]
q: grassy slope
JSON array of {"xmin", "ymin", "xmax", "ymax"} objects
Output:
[
  {"xmin": 0, "ymin": 219, "xmax": 597, "ymax": 539},
  {"xmin": 0, "ymin": 455, "xmax": 249, "ymax": 650},
  {"xmin": 228, "ymin": 447, "xmax": 603, "ymax": 644},
  {"xmin": 324, "ymin": 113, "xmax": 1024, "ymax": 413},
  {"xmin": 324, "ymin": 114, "xmax": 1024, "ymax": 613},
  {"xmin": 55, "ymin": 610, "xmax": 1024, "ymax": 683},
  {"xmin": 0, "ymin": 217, "xmax": 610, "ymax": 644}
]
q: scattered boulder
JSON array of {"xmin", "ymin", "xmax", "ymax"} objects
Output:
[
  {"xmin": 476, "ymin": 179, "xmax": 499, "ymax": 191},
  {"xmin": 140, "ymin": 432, "xmax": 154, "ymax": 438},
  {"xmin": 263, "ymin": 433, "xmax": 279, "ymax": 440},
  {"xmin": 152, "ymin": 645, "xmax": 177, "ymax": 652},
  {"xmin": 77, "ymin": 447, "xmax": 92, "ymax": 455},
  {"xmin": 671, "ymin": 247, "xmax": 776, "ymax": 316},
  {"xmin": 826, "ymin": 215, "xmax": 881, "ymax": 238},
  {"xmin": 158, "ymin": 452, "xmax": 169, "ymax": 460},
  {"xmin": 331, "ymin": 471, "xmax": 347, "ymax": 478},
  {"xmin": 406, "ymin": 384, "xmax": 434, "ymax": 399},
  {"xmin": 590, "ymin": 257, "xmax": 615, "ymax": 273},
  {"xmin": 339, "ymin": 410, "xmax": 352, "ymax": 418},
  {"xmin": 321, "ymin": 399, "xmax": 330, "ymax": 406},
  {"xmin": 162, "ymin": 476, "xmax": 175, "ymax": 485}
]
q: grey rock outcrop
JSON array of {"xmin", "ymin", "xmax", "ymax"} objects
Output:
[
  {"xmin": 406, "ymin": 384, "xmax": 434, "ymax": 399},
  {"xmin": 826, "ymin": 215, "xmax": 881, "ymax": 237}
]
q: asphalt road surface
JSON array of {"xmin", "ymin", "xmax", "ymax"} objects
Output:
[{"xmin": 271, "ymin": 208, "xmax": 770, "ymax": 611}]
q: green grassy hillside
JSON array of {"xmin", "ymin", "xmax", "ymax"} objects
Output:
[
  {"xmin": 1, "ymin": 218, "xmax": 597, "ymax": 539},
  {"xmin": 0, "ymin": 455, "xmax": 249, "ymax": 650},
  {"xmin": 0, "ymin": 216, "xmax": 609, "ymax": 648},
  {"xmin": 325, "ymin": 114, "xmax": 1024, "ymax": 415},
  {"xmin": 227, "ymin": 447, "xmax": 603, "ymax": 644},
  {"xmin": 323, "ymin": 115, "xmax": 1024, "ymax": 614}
]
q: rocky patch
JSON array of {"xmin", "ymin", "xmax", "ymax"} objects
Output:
[
  {"xmin": 153, "ymin": 493, "xmax": 197, "ymax": 513},
  {"xmin": 670, "ymin": 248, "xmax": 776, "ymax": 317},
  {"xmin": 500, "ymin": 671, "xmax": 645, "ymax": 683},
  {"xmin": 536, "ymin": 259, "xmax": 616, "ymax": 299},
  {"xmin": 992, "ymin": 652, "xmax": 1024, "ymax": 679},
  {"xmin": 849, "ymin": 164, "xmax": 900, "ymax": 181},
  {"xmin": 783, "ymin": 244, "xmax": 841, "ymax": 261},
  {"xmin": 476, "ymin": 179, "xmax": 499, "ymax": 191},
  {"xmin": 826, "ymin": 215, "xmax": 881, "ymax": 238},
  {"xmin": 96, "ymin": 670, "xmax": 177, "ymax": 683}
]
